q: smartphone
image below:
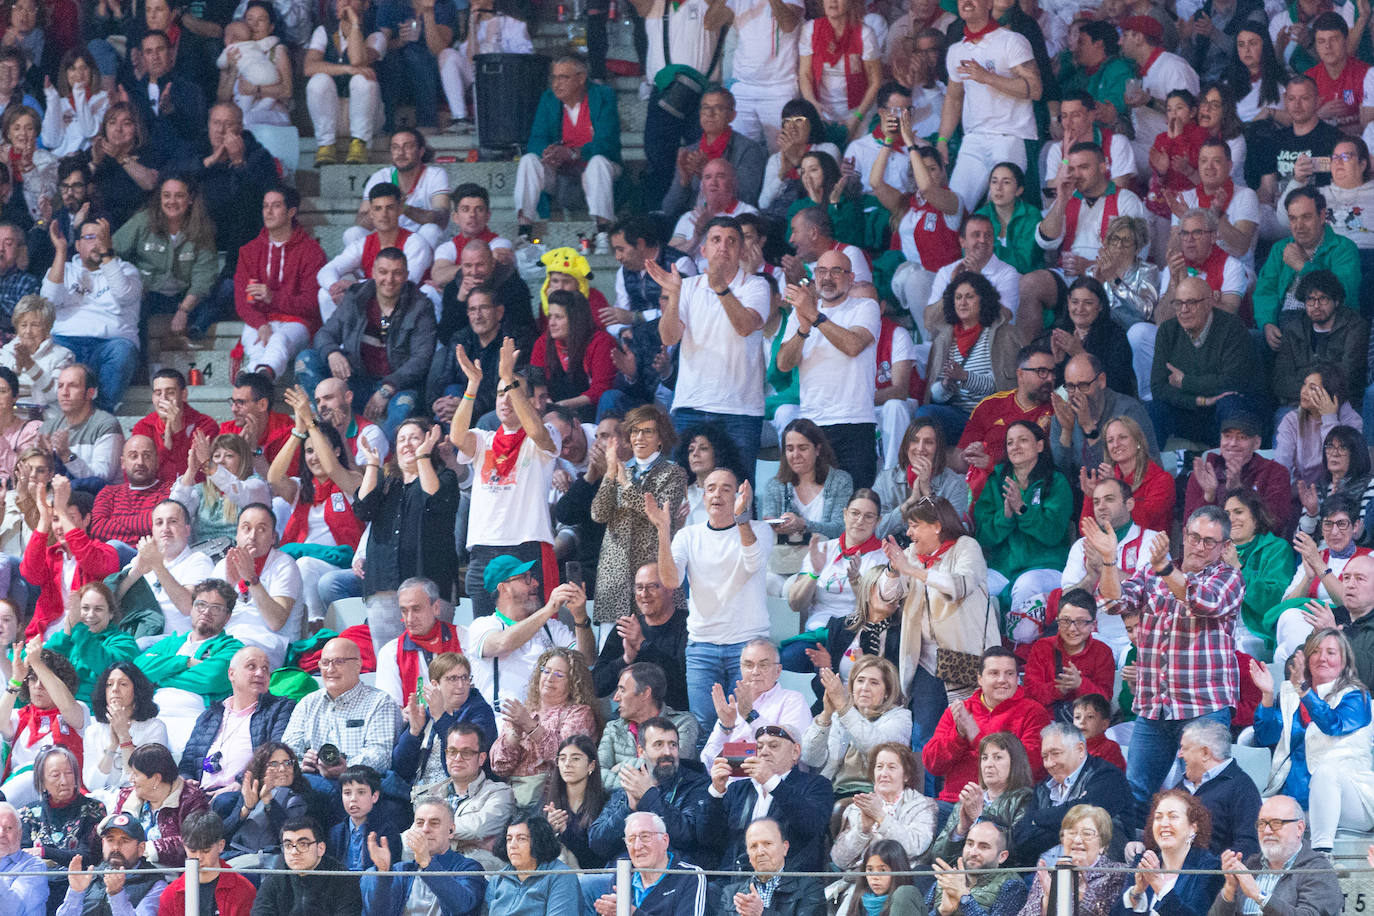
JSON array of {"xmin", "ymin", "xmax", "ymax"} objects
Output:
[
  {"xmin": 763, "ymin": 517, "xmax": 787, "ymax": 526},
  {"xmin": 565, "ymin": 561, "xmax": 584, "ymax": 590},
  {"xmin": 722, "ymin": 741, "xmax": 757, "ymax": 778},
  {"xmin": 1315, "ymin": 156, "xmax": 1333, "ymax": 172}
]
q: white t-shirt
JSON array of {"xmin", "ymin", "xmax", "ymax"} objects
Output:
[
  {"xmin": 1044, "ymin": 133, "xmax": 1138, "ymax": 184},
  {"xmin": 1172, "ymin": 184, "xmax": 1261, "ymax": 265},
  {"xmin": 1037, "ymin": 187, "xmax": 1148, "ymax": 259},
  {"xmin": 726, "ymin": 0, "xmax": 802, "ymax": 91},
  {"xmin": 144, "ymin": 545, "xmax": 216, "ymax": 635},
  {"xmin": 467, "ymin": 612, "xmax": 577, "ymax": 705},
  {"xmin": 910, "ymin": 83, "xmax": 945, "ymax": 139},
  {"xmin": 215, "ymin": 548, "xmax": 304, "ymax": 670},
  {"xmin": 794, "ymin": 539, "xmax": 886, "ymax": 630},
  {"xmin": 783, "ymin": 295, "xmax": 881, "ymax": 425},
  {"xmin": 674, "ymin": 268, "xmax": 771, "ymax": 416},
  {"xmin": 1158, "ymin": 252, "xmax": 1250, "ymax": 298},
  {"xmin": 361, "ymin": 165, "xmax": 450, "ymax": 235},
  {"xmin": 927, "ymin": 254, "xmax": 1021, "ymax": 319},
  {"xmin": 456, "ymin": 424, "xmax": 563, "ymax": 547},
  {"xmin": 671, "ymin": 521, "xmax": 773, "ymax": 644},
  {"xmin": 845, "ymin": 133, "xmax": 915, "ymax": 195},
  {"xmin": 946, "ymin": 27, "xmax": 1036, "ymax": 139},
  {"xmin": 673, "ymin": 201, "xmax": 761, "ymax": 269},
  {"xmin": 645, "ymin": 0, "xmax": 718, "ymax": 77},
  {"xmin": 798, "ymin": 20, "xmax": 879, "ymax": 122}
]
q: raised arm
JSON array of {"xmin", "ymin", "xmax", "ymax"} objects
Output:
[
  {"xmin": 501, "ymin": 337, "xmax": 556, "ymax": 454},
  {"xmin": 448, "ymin": 344, "xmax": 482, "ymax": 458},
  {"xmin": 645, "ymin": 493, "xmax": 680, "ymax": 589}
]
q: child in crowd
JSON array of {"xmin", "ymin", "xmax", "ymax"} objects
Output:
[{"xmin": 1073, "ymin": 693, "xmax": 1125, "ymax": 772}]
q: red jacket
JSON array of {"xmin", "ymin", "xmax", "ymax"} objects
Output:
[
  {"xmin": 235, "ymin": 225, "xmax": 328, "ymax": 334},
  {"xmin": 1022, "ymin": 635, "xmax": 1117, "ymax": 709},
  {"xmin": 220, "ymin": 412, "xmax": 296, "ymax": 463},
  {"xmin": 923, "ymin": 687, "xmax": 1051, "ymax": 801},
  {"xmin": 158, "ymin": 864, "xmax": 256, "ymax": 916},
  {"xmin": 530, "ymin": 330, "xmax": 617, "ymax": 406},
  {"xmin": 1086, "ymin": 734, "xmax": 1126, "ymax": 771},
  {"xmin": 131, "ymin": 404, "xmax": 221, "ymax": 479},
  {"xmin": 20, "ymin": 527, "xmax": 119, "ymax": 638},
  {"xmin": 1185, "ymin": 453, "xmax": 1295, "ymax": 536},
  {"xmin": 1078, "ymin": 461, "xmax": 1176, "ymax": 536}
]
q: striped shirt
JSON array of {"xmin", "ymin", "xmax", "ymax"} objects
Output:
[
  {"xmin": 948, "ymin": 330, "xmax": 996, "ymax": 413},
  {"xmin": 1111, "ymin": 563, "xmax": 1243, "ymax": 720},
  {"xmin": 1241, "ymin": 849, "xmax": 1299, "ymax": 915},
  {"xmin": 280, "ymin": 681, "xmax": 401, "ymax": 772}
]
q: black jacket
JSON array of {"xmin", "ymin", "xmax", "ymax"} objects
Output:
[
  {"xmin": 250, "ymin": 854, "xmax": 363, "ymax": 916},
  {"xmin": 588, "ymin": 760, "xmax": 722, "ymax": 865},
  {"xmin": 714, "ymin": 875, "xmax": 827, "ymax": 916},
  {"xmin": 438, "ymin": 262, "xmax": 533, "ymax": 344},
  {"xmin": 193, "ymin": 129, "xmax": 279, "ymax": 268},
  {"xmin": 314, "ymin": 279, "xmax": 437, "ymax": 393},
  {"xmin": 1191, "ymin": 758, "xmax": 1262, "ymax": 858},
  {"xmin": 1274, "ymin": 306, "xmax": 1370, "ymax": 407},
  {"xmin": 1012, "ymin": 755, "xmax": 1130, "ymax": 865},
  {"xmin": 593, "ymin": 606, "xmax": 690, "ymax": 708},
  {"xmin": 425, "ymin": 315, "xmax": 534, "ymax": 413},
  {"xmin": 124, "ymin": 74, "xmax": 208, "ymax": 171},
  {"xmin": 712, "ymin": 767, "xmax": 834, "ymax": 873},
  {"xmin": 354, "ymin": 467, "xmax": 460, "ymax": 595},
  {"xmin": 179, "ymin": 693, "xmax": 296, "ymax": 780},
  {"xmin": 608, "ymin": 855, "xmax": 707, "ymax": 916}
]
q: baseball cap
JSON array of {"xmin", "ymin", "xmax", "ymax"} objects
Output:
[
  {"xmin": 483, "ymin": 555, "xmax": 538, "ymax": 594},
  {"xmin": 98, "ymin": 812, "xmax": 146, "ymax": 842},
  {"xmin": 1220, "ymin": 413, "xmax": 1261, "ymax": 438},
  {"xmin": 1120, "ymin": 15, "xmax": 1163, "ymax": 43}
]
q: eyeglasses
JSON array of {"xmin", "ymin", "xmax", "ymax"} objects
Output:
[
  {"xmin": 1184, "ymin": 531, "xmax": 1223, "ymax": 549},
  {"xmin": 627, "ymin": 426, "xmax": 657, "ymax": 438},
  {"xmin": 740, "ymin": 660, "xmax": 779, "ymax": 672},
  {"xmin": 634, "ymin": 583, "xmax": 663, "ymax": 593},
  {"xmin": 844, "ymin": 508, "xmax": 878, "ymax": 522},
  {"xmin": 1256, "ymin": 817, "xmax": 1302, "ymax": 832},
  {"xmin": 1322, "ymin": 518, "xmax": 1353, "ymax": 531},
  {"xmin": 79, "ymin": 234, "xmax": 99, "ymax": 241},
  {"xmin": 440, "ymin": 673, "xmax": 472, "ymax": 685},
  {"xmin": 624, "ymin": 831, "xmax": 663, "ymax": 845},
  {"xmin": 191, "ymin": 600, "xmax": 227, "ymax": 614},
  {"xmin": 264, "ymin": 759, "xmax": 294, "ymax": 770},
  {"xmin": 319, "ymin": 656, "xmax": 360, "ymax": 668},
  {"xmin": 1174, "ymin": 297, "xmax": 1210, "ymax": 310},
  {"xmin": 1325, "ymin": 443, "xmax": 1351, "ymax": 454},
  {"xmin": 228, "ymin": 397, "xmax": 256, "ymax": 408},
  {"xmin": 1305, "ymin": 294, "xmax": 1335, "ymax": 307},
  {"xmin": 446, "ymin": 747, "xmax": 482, "ymax": 759},
  {"xmin": 1333, "ymin": 152, "xmax": 1358, "ymax": 163},
  {"xmin": 1178, "ymin": 228, "xmax": 1214, "ymax": 240},
  {"xmin": 1106, "ymin": 235, "xmax": 1136, "ymax": 248},
  {"xmin": 1063, "ymin": 373, "xmax": 1103, "ymax": 393},
  {"xmin": 1062, "ymin": 827, "xmax": 1100, "ymax": 840},
  {"xmin": 812, "ymin": 267, "xmax": 851, "ymax": 277},
  {"xmin": 1058, "ymin": 617, "xmax": 1094, "ymax": 629},
  {"xmin": 281, "ymin": 839, "xmax": 320, "ymax": 853},
  {"xmin": 59, "ymin": 181, "xmax": 86, "ymax": 191},
  {"xmin": 1018, "ymin": 366, "xmax": 1055, "ymax": 378},
  {"xmin": 539, "ymin": 665, "xmax": 568, "ymax": 679}
]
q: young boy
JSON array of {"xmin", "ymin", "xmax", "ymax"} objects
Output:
[
  {"xmin": 329, "ymin": 765, "xmax": 401, "ymax": 871},
  {"xmin": 1073, "ymin": 693, "xmax": 1126, "ymax": 772},
  {"xmin": 1115, "ymin": 610, "xmax": 1141, "ymax": 723}
]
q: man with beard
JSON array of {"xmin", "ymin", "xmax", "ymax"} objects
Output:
[
  {"xmin": 87, "ymin": 437, "xmax": 172, "ymax": 547},
  {"xmin": 1276, "ymin": 271, "xmax": 1368, "ymax": 413},
  {"xmin": 58, "ymin": 813, "xmax": 167, "ymax": 916},
  {"xmin": 1159, "ymin": 209, "xmax": 1248, "ymax": 319},
  {"xmin": 130, "ymin": 369, "xmax": 220, "ymax": 479},
  {"xmin": 345, "ymin": 129, "xmax": 451, "ymax": 251},
  {"xmin": 1211, "ymin": 796, "xmax": 1341, "ymax": 915},
  {"xmin": 928, "ymin": 820, "xmax": 1027, "ymax": 915},
  {"xmin": 134, "ymin": 578, "xmax": 244, "ymax": 708},
  {"xmin": 589, "ymin": 716, "xmax": 720, "ymax": 865},
  {"xmin": 951, "ymin": 345, "xmax": 1055, "ymax": 475},
  {"xmin": 594, "ymin": 567, "xmax": 690, "ymax": 708},
  {"xmin": 776, "ymin": 250, "xmax": 880, "ymax": 487},
  {"xmin": 1049, "ymin": 353, "xmax": 1157, "ymax": 483}
]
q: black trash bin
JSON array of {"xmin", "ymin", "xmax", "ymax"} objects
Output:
[{"xmin": 475, "ymin": 53, "xmax": 551, "ymax": 154}]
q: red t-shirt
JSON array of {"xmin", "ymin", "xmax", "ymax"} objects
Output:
[
  {"xmin": 957, "ymin": 391, "xmax": 1053, "ymax": 466},
  {"xmin": 1086, "ymin": 734, "xmax": 1126, "ymax": 771},
  {"xmin": 1308, "ymin": 58, "xmax": 1371, "ymax": 128},
  {"xmin": 361, "ymin": 299, "xmax": 392, "ymax": 379}
]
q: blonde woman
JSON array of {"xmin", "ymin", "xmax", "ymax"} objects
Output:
[
  {"xmin": 1078, "ymin": 415, "xmax": 1174, "ymax": 534},
  {"xmin": 802, "ymin": 656, "xmax": 912, "ymax": 794},
  {"xmin": 170, "ymin": 431, "xmax": 271, "ymax": 546}
]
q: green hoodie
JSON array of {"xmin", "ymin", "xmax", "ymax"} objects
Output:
[
  {"xmin": 45, "ymin": 624, "xmax": 139, "ymax": 705},
  {"xmin": 973, "ymin": 466, "xmax": 1074, "ymax": 581},
  {"xmin": 133, "ymin": 630, "xmax": 243, "ymax": 703},
  {"xmin": 1253, "ymin": 225, "xmax": 1361, "ymax": 331},
  {"xmin": 1236, "ymin": 532, "xmax": 1297, "ymax": 647}
]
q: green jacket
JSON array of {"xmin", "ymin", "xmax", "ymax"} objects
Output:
[
  {"xmin": 1237, "ymin": 532, "xmax": 1296, "ymax": 646},
  {"xmin": 765, "ymin": 307, "xmax": 798, "ymax": 420},
  {"xmin": 925, "ymin": 786, "xmax": 1033, "ymax": 864},
  {"xmin": 527, "ymin": 83, "xmax": 621, "ymax": 165},
  {"xmin": 44, "ymin": 624, "xmax": 139, "ymax": 705},
  {"xmin": 1150, "ymin": 309, "xmax": 1261, "ymax": 409},
  {"xmin": 1117, "ymin": 645, "xmax": 1137, "ymax": 721},
  {"xmin": 133, "ymin": 630, "xmax": 243, "ymax": 703},
  {"xmin": 1253, "ymin": 225, "xmax": 1361, "ymax": 330},
  {"xmin": 112, "ymin": 209, "xmax": 220, "ymax": 301},
  {"xmin": 1060, "ymin": 53, "xmax": 1136, "ymax": 123},
  {"xmin": 973, "ymin": 466, "xmax": 1073, "ymax": 580},
  {"xmin": 976, "ymin": 198, "xmax": 1044, "ymax": 274}
]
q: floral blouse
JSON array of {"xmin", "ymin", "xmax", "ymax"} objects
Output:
[{"xmin": 489, "ymin": 703, "xmax": 598, "ymax": 779}]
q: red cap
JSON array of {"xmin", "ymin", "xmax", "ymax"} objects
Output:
[{"xmin": 1120, "ymin": 15, "xmax": 1162, "ymax": 43}]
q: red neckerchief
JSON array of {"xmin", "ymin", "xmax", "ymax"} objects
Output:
[
  {"xmin": 238, "ymin": 553, "xmax": 269, "ymax": 594},
  {"xmin": 811, "ymin": 17, "xmax": 867, "ymax": 108},
  {"xmin": 699, "ymin": 128, "xmax": 731, "ymax": 160},
  {"xmin": 491, "ymin": 425, "xmax": 527, "ymax": 477},
  {"xmin": 1185, "ymin": 244, "xmax": 1232, "ymax": 292},
  {"xmin": 953, "ymin": 321, "xmax": 983, "ymax": 358},
  {"xmin": 873, "ymin": 126, "xmax": 905, "ymax": 154},
  {"xmin": 962, "ymin": 18, "xmax": 1001, "ymax": 41},
  {"xmin": 553, "ymin": 338, "xmax": 571, "ymax": 370},
  {"xmin": 7, "ymin": 148, "xmax": 20, "ymax": 184},
  {"xmin": 396, "ymin": 620, "xmax": 464, "ymax": 705},
  {"xmin": 917, "ymin": 539, "xmax": 956, "ymax": 567},
  {"xmin": 166, "ymin": 23, "xmax": 181, "ymax": 45},
  {"xmin": 784, "ymin": 144, "xmax": 815, "ymax": 181},
  {"xmin": 18, "ymin": 705, "xmax": 62, "ymax": 748},
  {"xmin": 1140, "ymin": 45, "xmax": 1165, "ymax": 77},
  {"xmin": 1195, "ymin": 179, "xmax": 1233, "ymax": 211},
  {"xmin": 906, "ymin": 465, "xmax": 920, "ymax": 487},
  {"xmin": 838, "ymin": 533, "xmax": 881, "ymax": 557}
]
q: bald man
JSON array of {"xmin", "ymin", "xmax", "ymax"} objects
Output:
[
  {"xmin": 775, "ymin": 250, "xmax": 881, "ymax": 488},
  {"xmin": 179, "ymin": 646, "xmax": 297, "ymax": 792},
  {"xmin": 1212, "ymin": 796, "xmax": 1341, "ymax": 914},
  {"xmin": 669, "ymin": 159, "xmax": 760, "ymax": 269},
  {"xmin": 314, "ymin": 377, "xmax": 390, "ymax": 468},
  {"xmin": 88, "ymin": 435, "xmax": 173, "ymax": 547},
  {"xmin": 1274, "ymin": 553, "xmax": 1374, "ymax": 687}
]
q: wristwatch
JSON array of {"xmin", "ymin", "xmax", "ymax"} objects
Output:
[
  {"xmin": 812, "ymin": 312, "xmax": 830, "ymax": 327},
  {"xmin": 713, "ymin": 286, "xmax": 731, "ymax": 297}
]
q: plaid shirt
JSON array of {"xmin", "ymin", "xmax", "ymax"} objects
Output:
[
  {"xmin": 281, "ymin": 681, "xmax": 401, "ymax": 772},
  {"xmin": 1111, "ymin": 562, "xmax": 1243, "ymax": 720},
  {"xmin": 0, "ymin": 268, "xmax": 37, "ymax": 323}
]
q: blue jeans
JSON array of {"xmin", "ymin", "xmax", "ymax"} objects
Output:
[
  {"xmin": 913, "ymin": 403, "xmax": 969, "ymax": 446},
  {"xmin": 909, "ymin": 666, "xmax": 950, "ymax": 796},
  {"xmin": 1126, "ymin": 707, "xmax": 1231, "ymax": 830},
  {"xmin": 1146, "ymin": 393, "xmax": 1267, "ymax": 450},
  {"xmin": 318, "ymin": 569, "xmax": 364, "ymax": 607},
  {"xmin": 52, "ymin": 335, "xmax": 138, "ymax": 413},
  {"xmin": 295, "ymin": 349, "xmax": 418, "ymax": 438},
  {"xmin": 670, "ymin": 408, "xmax": 763, "ymax": 487},
  {"xmin": 378, "ymin": 42, "xmax": 440, "ymax": 128},
  {"xmin": 684, "ymin": 639, "xmax": 749, "ymax": 751}
]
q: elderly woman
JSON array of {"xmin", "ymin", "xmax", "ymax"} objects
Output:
[
  {"xmin": 919, "ymin": 272, "xmax": 1019, "ymax": 443},
  {"xmin": 785, "ymin": 489, "xmax": 885, "ymax": 669},
  {"xmin": 113, "ymin": 175, "xmax": 219, "ymax": 338},
  {"xmin": 1117, "ymin": 789, "xmax": 1223, "ymax": 915},
  {"xmin": 1276, "ymin": 364, "xmax": 1363, "ymax": 485},
  {"xmin": 830, "ymin": 741, "xmax": 937, "ymax": 869},
  {"xmin": 18, "ymin": 745, "xmax": 104, "ymax": 870},
  {"xmin": 221, "ymin": 741, "xmax": 309, "ymax": 863},
  {"xmin": 1018, "ymin": 804, "xmax": 1128, "ymax": 916},
  {"xmin": 216, "ymin": 0, "xmax": 292, "ymax": 127},
  {"xmin": 590, "ymin": 405, "xmax": 686, "ymax": 623},
  {"xmin": 674, "ymin": 423, "xmax": 745, "ymax": 528},
  {"xmin": 874, "ymin": 418, "xmax": 971, "ymax": 539},
  {"xmin": 41, "ymin": 49, "xmax": 107, "ymax": 157},
  {"xmin": 928, "ymin": 731, "xmax": 1035, "ymax": 863},
  {"xmin": 1223, "ymin": 490, "xmax": 1296, "ymax": 657},
  {"xmin": 114, "ymin": 743, "xmax": 209, "ymax": 867},
  {"xmin": 485, "ymin": 816, "xmax": 582, "ymax": 915},
  {"xmin": 803, "ymin": 657, "xmax": 913, "ymax": 794},
  {"xmin": 1087, "ymin": 216, "xmax": 1160, "ymax": 400},
  {"xmin": 0, "ymin": 295, "xmax": 74, "ymax": 408},
  {"xmin": 1254, "ymin": 628, "xmax": 1374, "ymax": 853},
  {"xmin": 489, "ymin": 647, "xmax": 600, "ymax": 807},
  {"xmin": 88, "ymin": 102, "xmax": 158, "ymax": 231},
  {"xmin": 82, "ymin": 661, "xmax": 169, "ymax": 807},
  {"xmin": 879, "ymin": 495, "xmax": 998, "ymax": 746},
  {"xmin": 1296, "ymin": 425, "xmax": 1374, "ymax": 538},
  {"xmin": 0, "ymin": 638, "xmax": 86, "ymax": 806},
  {"xmin": 43, "ymin": 582, "xmax": 138, "ymax": 705},
  {"xmin": 2, "ymin": 105, "xmax": 55, "ymax": 224},
  {"xmin": 171, "ymin": 431, "xmax": 270, "ymax": 553},
  {"xmin": 541, "ymin": 734, "xmax": 608, "ymax": 870},
  {"xmin": 1042, "ymin": 277, "xmax": 1137, "ymax": 397},
  {"xmin": 761, "ymin": 419, "xmax": 854, "ymax": 587}
]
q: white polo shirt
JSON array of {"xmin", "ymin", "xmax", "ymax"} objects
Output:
[
  {"xmin": 947, "ymin": 27, "xmax": 1036, "ymax": 139},
  {"xmin": 783, "ymin": 294, "xmax": 881, "ymax": 426},
  {"xmin": 673, "ymin": 268, "xmax": 771, "ymax": 416}
]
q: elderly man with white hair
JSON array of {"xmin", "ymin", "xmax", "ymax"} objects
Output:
[
  {"xmin": 1012, "ymin": 721, "xmax": 1130, "ymax": 865},
  {"xmin": 0, "ymin": 801, "xmax": 47, "ymax": 916},
  {"xmin": 1171, "ymin": 717, "xmax": 1260, "ymax": 858},
  {"xmin": 1214, "ymin": 796, "xmax": 1342, "ymax": 914},
  {"xmin": 589, "ymin": 811, "xmax": 707, "ymax": 916}
]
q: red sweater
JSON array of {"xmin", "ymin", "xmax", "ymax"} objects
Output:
[
  {"xmin": 89, "ymin": 478, "xmax": 174, "ymax": 544},
  {"xmin": 923, "ymin": 687, "xmax": 1051, "ymax": 801},
  {"xmin": 131, "ymin": 405, "xmax": 221, "ymax": 480},
  {"xmin": 1079, "ymin": 461, "xmax": 1175, "ymax": 536},
  {"xmin": 1184, "ymin": 453, "xmax": 1295, "ymax": 536},
  {"xmin": 220, "ymin": 412, "xmax": 296, "ymax": 463},
  {"xmin": 235, "ymin": 225, "xmax": 328, "ymax": 334},
  {"xmin": 1087, "ymin": 734, "xmax": 1126, "ymax": 771},
  {"xmin": 20, "ymin": 527, "xmax": 119, "ymax": 637},
  {"xmin": 530, "ymin": 330, "xmax": 617, "ymax": 406},
  {"xmin": 1022, "ymin": 635, "xmax": 1117, "ymax": 708},
  {"xmin": 158, "ymin": 865, "xmax": 256, "ymax": 916}
]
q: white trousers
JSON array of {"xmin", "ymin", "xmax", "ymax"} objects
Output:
[
  {"xmin": 877, "ymin": 398, "xmax": 916, "ymax": 469},
  {"xmin": 950, "ymin": 133, "xmax": 1027, "ymax": 215},
  {"xmin": 892, "ymin": 261, "xmax": 936, "ymax": 341},
  {"xmin": 730, "ymin": 85, "xmax": 793, "ymax": 152},
  {"xmin": 153, "ymin": 687, "xmax": 209, "ymax": 760},
  {"xmin": 305, "ymin": 71, "xmax": 383, "ymax": 147},
  {"xmin": 1127, "ymin": 321, "xmax": 1157, "ymax": 402},
  {"xmin": 297, "ymin": 555, "xmax": 337, "ymax": 622},
  {"xmin": 1308, "ymin": 762, "xmax": 1374, "ymax": 848},
  {"xmin": 514, "ymin": 153, "xmax": 620, "ymax": 223},
  {"xmin": 438, "ymin": 47, "xmax": 472, "ymax": 119},
  {"xmin": 343, "ymin": 222, "xmax": 446, "ymax": 250},
  {"xmin": 239, "ymin": 320, "xmax": 312, "ymax": 380}
]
